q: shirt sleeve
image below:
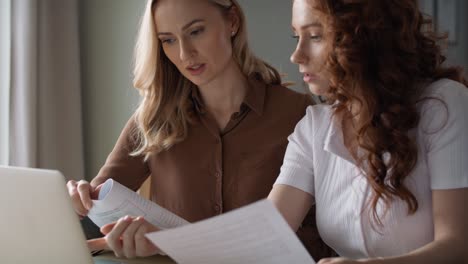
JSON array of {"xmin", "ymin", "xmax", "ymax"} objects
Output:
[
  {"xmin": 274, "ymin": 107, "xmax": 316, "ymax": 196},
  {"xmin": 91, "ymin": 114, "xmax": 150, "ymax": 191},
  {"xmin": 420, "ymin": 80, "xmax": 468, "ymax": 189}
]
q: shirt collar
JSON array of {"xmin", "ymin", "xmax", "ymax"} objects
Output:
[
  {"xmin": 243, "ymin": 74, "xmax": 266, "ymax": 116},
  {"xmin": 323, "ymin": 113, "xmax": 357, "ymax": 165},
  {"xmin": 190, "ymin": 74, "xmax": 266, "ymax": 116}
]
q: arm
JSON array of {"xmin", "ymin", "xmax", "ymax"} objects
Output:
[
  {"xmin": 67, "ymin": 116, "xmax": 149, "ymax": 217},
  {"xmin": 91, "ymin": 115, "xmax": 150, "ymax": 191},
  {"xmin": 370, "ymin": 188, "xmax": 468, "ymax": 264},
  {"xmin": 268, "ymin": 184, "xmax": 314, "ymax": 232},
  {"xmin": 269, "ymin": 105, "xmax": 316, "ymax": 231},
  {"xmin": 319, "ymin": 188, "xmax": 468, "ymax": 264}
]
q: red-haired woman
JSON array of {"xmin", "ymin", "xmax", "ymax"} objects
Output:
[{"xmin": 269, "ymin": 0, "xmax": 468, "ymax": 263}]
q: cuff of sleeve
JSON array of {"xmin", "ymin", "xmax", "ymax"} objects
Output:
[{"xmin": 274, "ymin": 166, "xmax": 314, "ymax": 196}]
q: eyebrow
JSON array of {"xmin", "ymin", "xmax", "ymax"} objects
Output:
[
  {"xmin": 157, "ymin": 19, "xmax": 205, "ymax": 36},
  {"xmin": 292, "ymin": 22, "xmax": 323, "ymax": 31}
]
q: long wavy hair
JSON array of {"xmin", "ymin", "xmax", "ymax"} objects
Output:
[
  {"xmin": 310, "ymin": 0, "xmax": 467, "ymax": 226},
  {"xmin": 132, "ymin": 0, "xmax": 281, "ymax": 159}
]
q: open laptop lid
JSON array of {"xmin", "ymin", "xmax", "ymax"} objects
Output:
[{"xmin": 0, "ymin": 166, "xmax": 93, "ymax": 264}]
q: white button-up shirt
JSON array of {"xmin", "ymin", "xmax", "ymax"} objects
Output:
[{"xmin": 275, "ymin": 79, "xmax": 468, "ymax": 259}]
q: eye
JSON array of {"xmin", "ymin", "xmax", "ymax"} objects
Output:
[
  {"xmin": 190, "ymin": 27, "xmax": 205, "ymax": 36},
  {"xmin": 310, "ymin": 35, "xmax": 322, "ymax": 41},
  {"xmin": 161, "ymin": 38, "xmax": 176, "ymax": 45},
  {"xmin": 292, "ymin": 35, "xmax": 300, "ymax": 42}
]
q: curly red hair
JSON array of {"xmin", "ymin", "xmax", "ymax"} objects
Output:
[{"xmin": 310, "ymin": 0, "xmax": 467, "ymax": 226}]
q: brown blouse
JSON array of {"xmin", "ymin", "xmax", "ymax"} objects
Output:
[{"xmin": 91, "ymin": 77, "xmax": 334, "ymax": 259}]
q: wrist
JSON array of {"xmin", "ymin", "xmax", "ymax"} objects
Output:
[{"xmin": 358, "ymin": 257, "xmax": 385, "ymax": 264}]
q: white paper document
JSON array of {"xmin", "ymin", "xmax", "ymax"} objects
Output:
[
  {"xmin": 88, "ymin": 179, "xmax": 189, "ymax": 229},
  {"xmin": 146, "ymin": 199, "xmax": 315, "ymax": 264}
]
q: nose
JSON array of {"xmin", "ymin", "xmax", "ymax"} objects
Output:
[
  {"xmin": 179, "ymin": 39, "xmax": 195, "ymax": 62},
  {"xmin": 290, "ymin": 40, "xmax": 308, "ymax": 65}
]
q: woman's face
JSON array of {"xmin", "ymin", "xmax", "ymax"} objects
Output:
[
  {"xmin": 291, "ymin": 0, "xmax": 331, "ymax": 96},
  {"xmin": 154, "ymin": 0, "xmax": 237, "ymax": 87}
]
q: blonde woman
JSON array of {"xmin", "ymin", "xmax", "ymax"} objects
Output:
[{"xmin": 67, "ymin": 0, "xmax": 332, "ymax": 259}]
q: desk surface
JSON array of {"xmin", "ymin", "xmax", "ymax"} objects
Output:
[{"xmin": 94, "ymin": 252, "xmax": 176, "ymax": 264}]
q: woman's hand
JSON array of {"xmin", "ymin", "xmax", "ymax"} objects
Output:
[
  {"xmin": 87, "ymin": 216, "xmax": 164, "ymax": 258},
  {"xmin": 318, "ymin": 257, "xmax": 368, "ymax": 264},
  {"xmin": 66, "ymin": 180, "xmax": 102, "ymax": 218},
  {"xmin": 318, "ymin": 257, "xmax": 387, "ymax": 264}
]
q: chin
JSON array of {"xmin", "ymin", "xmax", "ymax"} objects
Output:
[
  {"xmin": 307, "ymin": 84, "xmax": 329, "ymax": 97},
  {"xmin": 189, "ymin": 79, "xmax": 203, "ymax": 86},
  {"xmin": 184, "ymin": 75, "xmax": 205, "ymax": 87},
  {"xmin": 194, "ymin": 74, "xmax": 219, "ymax": 88}
]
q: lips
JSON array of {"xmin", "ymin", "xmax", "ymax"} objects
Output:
[
  {"xmin": 302, "ymin": 72, "xmax": 317, "ymax": 83},
  {"xmin": 186, "ymin": 63, "xmax": 206, "ymax": 76}
]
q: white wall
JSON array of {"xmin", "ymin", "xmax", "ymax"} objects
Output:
[
  {"xmin": 0, "ymin": 0, "xmax": 11, "ymax": 165},
  {"xmin": 238, "ymin": 0, "xmax": 306, "ymax": 93},
  {"xmin": 443, "ymin": 0, "xmax": 468, "ymax": 73},
  {"xmin": 419, "ymin": 0, "xmax": 468, "ymax": 73},
  {"xmin": 80, "ymin": 0, "xmax": 144, "ymax": 179}
]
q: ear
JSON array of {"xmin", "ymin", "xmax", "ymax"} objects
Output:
[{"xmin": 227, "ymin": 6, "xmax": 240, "ymax": 36}]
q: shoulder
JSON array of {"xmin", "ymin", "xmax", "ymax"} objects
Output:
[
  {"xmin": 264, "ymin": 84, "xmax": 313, "ymax": 120},
  {"xmin": 122, "ymin": 113, "xmax": 139, "ymax": 136},
  {"xmin": 264, "ymin": 84, "xmax": 313, "ymax": 117},
  {"xmin": 417, "ymin": 79, "xmax": 468, "ymax": 189},
  {"xmin": 296, "ymin": 103, "xmax": 333, "ymax": 135},
  {"xmin": 417, "ymin": 79, "xmax": 468, "ymax": 151},
  {"xmin": 422, "ymin": 78, "xmax": 468, "ymax": 103},
  {"xmin": 118, "ymin": 113, "xmax": 141, "ymax": 150},
  {"xmin": 418, "ymin": 79, "xmax": 468, "ymax": 127},
  {"xmin": 266, "ymin": 83, "xmax": 311, "ymax": 104},
  {"xmin": 305, "ymin": 103, "xmax": 333, "ymax": 119}
]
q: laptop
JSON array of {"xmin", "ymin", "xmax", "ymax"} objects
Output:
[{"xmin": 0, "ymin": 166, "xmax": 125, "ymax": 264}]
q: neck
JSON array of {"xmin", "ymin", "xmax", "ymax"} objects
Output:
[
  {"xmin": 348, "ymin": 99, "xmax": 363, "ymax": 120},
  {"xmin": 197, "ymin": 60, "xmax": 249, "ymax": 115}
]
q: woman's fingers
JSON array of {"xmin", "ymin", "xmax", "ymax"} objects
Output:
[
  {"xmin": 121, "ymin": 217, "xmax": 148, "ymax": 258},
  {"xmin": 90, "ymin": 184, "xmax": 103, "ymax": 199},
  {"xmin": 105, "ymin": 216, "xmax": 133, "ymax": 258},
  {"xmin": 317, "ymin": 258, "xmax": 359, "ymax": 264},
  {"xmin": 87, "ymin": 237, "xmax": 109, "ymax": 252},
  {"xmin": 134, "ymin": 217, "xmax": 161, "ymax": 256},
  {"xmin": 101, "ymin": 217, "xmax": 162, "ymax": 258},
  {"xmin": 77, "ymin": 180, "xmax": 94, "ymax": 210},
  {"xmin": 100, "ymin": 222, "xmax": 117, "ymax": 235},
  {"xmin": 67, "ymin": 180, "xmax": 102, "ymax": 217},
  {"xmin": 67, "ymin": 180, "xmax": 88, "ymax": 216}
]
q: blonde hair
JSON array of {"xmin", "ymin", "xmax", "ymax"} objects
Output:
[{"xmin": 132, "ymin": 0, "xmax": 281, "ymax": 159}]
